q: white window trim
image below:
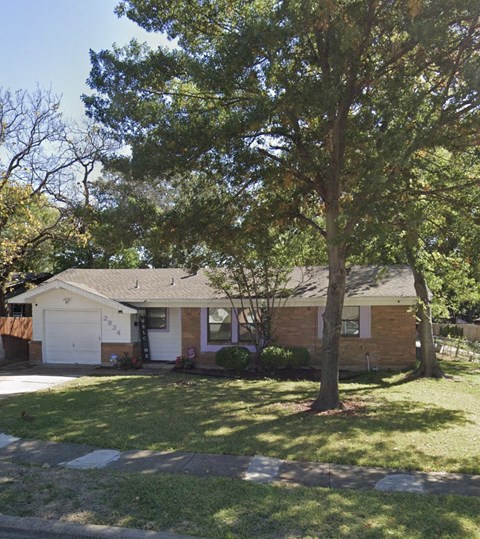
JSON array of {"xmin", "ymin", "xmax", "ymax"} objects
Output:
[
  {"xmin": 318, "ymin": 306, "xmax": 371, "ymax": 339},
  {"xmin": 200, "ymin": 308, "xmax": 256, "ymax": 353}
]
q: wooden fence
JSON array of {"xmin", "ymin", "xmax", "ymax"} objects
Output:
[
  {"xmin": 0, "ymin": 317, "xmax": 32, "ymax": 361},
  {"xmin": 432, "ymin": 323, "xmax": 480, "ymax": 343}
]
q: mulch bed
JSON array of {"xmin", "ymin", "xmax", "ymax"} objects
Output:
[{"xmin": 173, "ymin": 366, "xmax": 364, "ymax": 382}]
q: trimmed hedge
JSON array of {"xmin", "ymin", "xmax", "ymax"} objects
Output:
[
  {"xmin": 215, "ymin": 346, "xmax": 251, "ymax": 370},
  {"xmin": 260, "ymin": 346, "xmax": 310, "ymax": 369}
]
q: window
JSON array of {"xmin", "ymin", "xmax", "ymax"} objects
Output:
[
  {"xmin": 238, "ymin": 308, "xmax": 256, "ymax": 342},
  {"xmin": 11, "ymin": 304, "xmax": 24, "ymax": 318},
  {"xmin": 318, "ymin": 306, "xmax": 370, "ymax": 339},
  {"xmin": 208, "ymin": 308, "xmax": 232, "ymax": 341},
  {"xmin": 147, "ymin": 308, "xmax": 167, "ymax": 330},
  {"xmin": 341, "ymin": 306, "xmax": 360, "ymax": 337}
]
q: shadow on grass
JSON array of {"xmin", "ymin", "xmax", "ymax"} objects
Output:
[
  {"xmin": 94, "ymin": 473, "xmax": 480, "ymax": 539},
  {"xmin": 0, "ymin": 462, "xmax": 479, "ymax": 539},
  {"xmin": 0, "ymin": 369, "xmax": 477, "ymax": 473}
]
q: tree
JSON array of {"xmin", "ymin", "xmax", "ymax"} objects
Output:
[
  {"xmin": 85, "ymin": 1, "xmax": 480, "ymax": 409},
  {"xmin": 206, "ymin": 227, "xmax": 318, "ymax": 359},
  {"xmin": 349, "ymin": 148, "xmax": 480, "ymax": 377},
  {"xmin": 0, "ymin": 88, "xmax": 109, "ymax": 313},
  {"xmin": 52, "ymin": 173, "xmax": 161, "ymax": 271}
]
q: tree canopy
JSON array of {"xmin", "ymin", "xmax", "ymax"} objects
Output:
[
  {"xmin": 0, "ymin": 88, "xmax": 110, "ymax": 313},
  {"xmin": 85, "ymin": 0, "xmax": 480, "ymax": 409}
]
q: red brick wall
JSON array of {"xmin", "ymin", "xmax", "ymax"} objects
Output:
[
  {"xmin": 181, "ymin": 305, "xmax": 416, "ymax": 371},
  {"xmin": 181, "ymin": 307, "xmax": 217, "ymax": 367},
  {"xmin": 311, "ymin": 305, "xmax": 416, "ymax": 369},
  {"xmin": 101, "ymin": 343, "xmax": 141, "ymax": 365},
  {"xmin": 367, "ymin": 305, "xmax": 416, "ymax": 370},
  {"xmin": 29, "ymin": 340, "xmax": 42, "ymax": 364},
  {"xmin": 272, "ymin": 306, "xmax": 318, "ymax": 356}
]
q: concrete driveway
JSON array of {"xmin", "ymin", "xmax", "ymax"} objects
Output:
[
  {"xmin": 0, "ymin": 364, "xmax": 85, "ymax": 398},
  {"xmin": 0, "ymin": 374, "xmax": 78, "ymax": 397}
]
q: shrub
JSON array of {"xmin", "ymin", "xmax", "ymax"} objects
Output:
[
  {"xmin": 260, "ymin": 346, "xmax": 292, "ymax": 369},
  {"xmin": 215, "ymin": 346, "xmax": 250, "ymax": 370},
  {"xmin": 260, "ymin": 346, "xmax": 311, "ymax": 369},
  {"xmin": 288, "ymin": 347, "xmax": 311, "ymax": 367}
]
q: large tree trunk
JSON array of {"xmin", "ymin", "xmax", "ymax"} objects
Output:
[
  {"xmin": 312, "ymin": 209, "xmax": 346, "ymax": 411},
  {"xmin": 411, "ymin": 265, "xmax": 445, "ymax": 378},
  {"xmin": 405, "ymin": 230, "xmax": 445, "ymax": 378}
]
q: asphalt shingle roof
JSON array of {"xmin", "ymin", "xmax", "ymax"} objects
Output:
[{"xmin": 47, "ymin": 266, "xmax": 416, "ymax": 302}]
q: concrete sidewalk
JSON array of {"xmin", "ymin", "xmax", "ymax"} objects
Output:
[{"xmin": 0, "ymin": 432, "xmax": 478, "ymax": 496}]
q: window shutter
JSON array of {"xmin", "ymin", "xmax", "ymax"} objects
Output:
[{"xmin": 359, "ymin": 306, "xmax": 371, "ymax": 338}]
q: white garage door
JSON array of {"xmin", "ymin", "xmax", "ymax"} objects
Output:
[{"xmin": 44, "ymin": 310, "xmax": 101, "ymax": 364}]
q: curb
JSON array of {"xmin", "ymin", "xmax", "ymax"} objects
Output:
[{"xmin": 0, "ymin": 514, "xmax": 207, "ymax": 539}]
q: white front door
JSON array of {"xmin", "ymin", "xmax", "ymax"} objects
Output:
[
  {"xmin": 44, "ymin": 310, "xmax": 101, "ymax": 364},
  {"xmin": 148, "ymin": 307, "xmax": 182, "ymax": 361}
]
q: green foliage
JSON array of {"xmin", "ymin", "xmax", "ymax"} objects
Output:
[
  {"xmin": 289, "ymin": 346, "xmax": 311, "ymax": 368},
  {"xmin": 260, "ymin": 346, "xmax": 291, "ymax": 369},
  {"xmin": 260, "ymin": 346, "xmax": 310, "ymax": 369},
  {"xmin": 215, "ymin": 346, "xmax": 250, "ymax": 371},
  {"xmin": 439, "ymin": 325, "xmax": 464, "ymax": 339},
  {"xmin": 52, "ymin": 174, "xmax": 165, "ymax": 271},
  {"xmin": 349, "ymin": 149, "xmax": 480, "ymax": 321},
  {"xmin": 85, "ymin": 0, "xmax": 480, "ymax": 399}
]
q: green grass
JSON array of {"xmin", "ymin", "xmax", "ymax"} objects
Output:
[
  {"xmin": 0, "ymin": 361, "xmax": 479, "ymax": 473},
  {"xmin": 0, "ymin": 462, "xmax": 479, "ymax": 538}
]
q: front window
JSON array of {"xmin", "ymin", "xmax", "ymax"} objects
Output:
[
  {"xmin": 147, "ymin": 308, "xmax": 167, "ymax": 330},
  {"xmin": 238, "ymin": 308, "xmax": 256, "ymax": 342},
  {"xmin": 341, "ymin": 306, "xmax": 360, "ymax": 337},
  {"xmin": 208, "ymin": 308, "xmax": 232, "ymax": 341}
]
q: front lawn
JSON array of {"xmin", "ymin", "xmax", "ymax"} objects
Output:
[
  {"xmin": 0, "ymin": 361, "xmax": 479, "ymax": 473},
  {"xmin": 0, "ymin": 461, "xmax": 479, "ymax": 539}
]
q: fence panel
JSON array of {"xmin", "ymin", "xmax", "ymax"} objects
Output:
[
  {"xmin": 433, "ymin": 323, "xmax": 480, "ymax": 343},
  {"xmin": 0, "ymin": 317, "xmax": 32, "ymax": 361},
  {"xmin": 0, "ymin": 317, "xmax": 32, "ymax": 340}
]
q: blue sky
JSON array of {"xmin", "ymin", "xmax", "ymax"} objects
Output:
[{"xmin": 0, "ymin": 0, "xmax": 168, "ymax": 120}]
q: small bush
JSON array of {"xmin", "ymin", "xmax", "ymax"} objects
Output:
[
  {"xmin": 288, "ymin": 347, "xmax": 311, "ymax": 367},
  {"xmin": 215, "ymin": 346, "xmax": 250, "ymax": 370},
  {"xmin": 260, "ymin": 346, "xmax": 292, "ymax": 369},
  {"xmin": 260, "ymin": 346, "xmax": 310, "ymax": 369}
]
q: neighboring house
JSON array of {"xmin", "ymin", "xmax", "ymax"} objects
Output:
[
  {"xmin": 5, "ymin": 272, "xmax": 53, "ymax": 317},
  {"xmin": 8, "ymin": 266, "xmax": 417, "ymax": 370}
]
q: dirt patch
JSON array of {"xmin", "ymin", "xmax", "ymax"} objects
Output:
[
  {"xmin": 272, "ymin": 399, "xmax": 368, "ymax": 416},
  {"xmin": 0, "ymin": 460, "xmax": 112, "ymax": 524}
]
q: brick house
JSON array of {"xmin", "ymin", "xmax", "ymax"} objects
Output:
[{"xmin": 8, "ymin": 266, "xmax": 417, "ymax": 370}]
